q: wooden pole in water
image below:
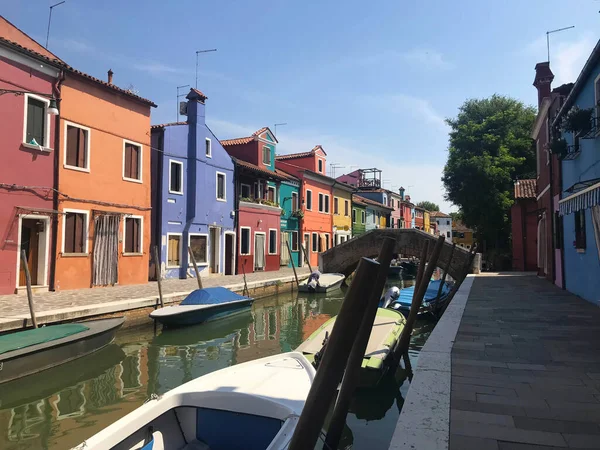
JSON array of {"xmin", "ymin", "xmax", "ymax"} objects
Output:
[
  {"xmin": 188, "ymin": 247, "xmax": 204, "ymax": 290},
  {"xmin": 153, "ymin": 245, "xmax": 164, "ymax": 308},
  {"xmin": 324, "ymin": 237, "xmax": 396, "ymax": 450},
  {"xmin": 20, "ymin": 249, "xmax": 38, "ymax": 329},
  {"xmin": 287, "ymin": 257, "xmax": 380, "ymax": 450},
  {"xmin": 286, "ymin": 240, "xmax": 300, "ymax": 289},
  {"xmin": 436, "ymin": 243, "xmax": 455, "ymax": 300},
  {"xmin": 300, "ymin": 243, "xmax": 313, "ymax": 273},
  {"xmin": 439, "ymin": 244, "xmax": 478, "ymax": 314},
  {"xmin": 241, "ymin": 261, "xmax": 249, "ymax": 297}
]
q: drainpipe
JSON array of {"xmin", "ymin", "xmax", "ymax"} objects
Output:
[
  {"xmin": 49, "ymin": 69, "xmax": 65, "ymax": 291},
  {"xmin": 549, "ymin": 144, "xmax": 556, "ymax": 283},
  {"xmin": 233, "ymin": 163, "xmax": 239, "ymax": 273},
  {"xmin": 521, "ymin": 202, "xmax": 527, "ymax": 271}
]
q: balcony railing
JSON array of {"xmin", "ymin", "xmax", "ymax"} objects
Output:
[{"xmin": 580, "ymin": 115, "xmax": 600, "ymax": 139}]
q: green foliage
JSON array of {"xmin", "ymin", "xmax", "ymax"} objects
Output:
[
  {"xmin": 562, "ymin": 106, "xmax": 593, "ymax": 134},
  {"xmin": 416, "ymin": 201, "xmax": 440, "ymax": 212},
  {"xmin": 449, "ymin": 211, "xmax": 464, "ymax": 223},
  {"xmin": 442, "ymin": 95, "xmax": 536, "ymax": 251}
]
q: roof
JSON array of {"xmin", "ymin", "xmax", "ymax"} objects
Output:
[
  {"xmin": 151, "ymin": 121, "xmax": 187, "ymax": 130},
  {"xmin": 186, "ymin": 88, "xmax": 207, "ymax": 101},
  {"xmin": 275, "ymin": 169, "xmax": 300, "ymax": 183},
  {"xmin": 232, "ymin": 158, "xmax": 290, "ymax": 181},
  {"xmin": 220, "ymin": 126, "xmax": 278, "ymax": 147},
  {"xmin": 276, "ymin": 145, "xmax": 327, "ymax": 161},
  {"xmin": 429, "ymin": 211, "xmax": 451, "ymax": 218},
  {"xmin": 452, "ymin": 220, "xmax": 473, "ymax": 233},
  {"xmin": 354, "ymin": 195, "xmax": 393, "ymax": 211},
  {"xmin": 0, "ymin": 16, "xmax": 62, "ymax": 62},
  {"xmin": 514, "ymin": 179, "xmax": 537, "ymax": 199}
]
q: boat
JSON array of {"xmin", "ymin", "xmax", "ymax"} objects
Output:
[
  {"xmin": 298, "ymin": 273, "xmax": 345, "ymax": 293},
  {"xmin": 400, "ymin": 261, "xmax": 418, "ymax": 279},
  {"xmin": 74, "ymin": 351, "xmax": 316, "ymax": 450},
  {"xmin": 388, "ymin": 264, "xmax": 404, "ymax": 277},
  {"xmin": 0, "ymin": 317, "xmax": 124, "ymax": 385},
  {"xmin": 296, "ymin": 308, "xmax": 405, "ymax": 386},
  {"xmin": 150, "ymin": 287, "xmax": 253, "ymax": 328},
  {"xmin": 385, "ymin": 279, "xmax": 452, "ymax": 316}
]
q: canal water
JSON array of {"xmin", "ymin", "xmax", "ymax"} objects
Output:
[{"xmin": 0, "ymin": 278, "xmax": 433, "ymax": 450}]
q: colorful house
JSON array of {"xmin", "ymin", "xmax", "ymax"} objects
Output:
[
  {"xmin": 430, "ymin": 211, "xmax": 453, "ymax": 242},
  {"xmin": 511, "ymin": 179, "xmax": 538, "ymax": 272},
  {"xmin": 397, "ymin": 187, "xmax": 414, "ymax": 229},
  {"xmin": 355, "ymin": 195, "xmax": 392, "ymax": 231},
  {"xmin": 352, "ymin": 188, "xmax": 392, "ymax": 228},
  {"xmin": 352, "ymin": 198, "xmax": 367, "ymax": 237},
  {"xmin": 150, "ymin": 89, "xmax": 235, "ymax": 279},
  {"xmin": 332, "ymin": 181, "xmax": 353, "ymax": 245},
  {"xmin": 389, "ymin": 191, "xmax": 403, "ymax": 229},
  {"xmin": 275, "ymin": 146, "xmax": 334, "ymax": 268},
  {"xmin": 279, "ymin": 176, "xmax": 301, "ymax": 268},
  {"xmin": 414, "ymin": 206, "xmax": 425, "ymax": 230},
  {"xmin": 423, "ymin": 210, "xmax": 431, "ymax": 233},
  {"xmin": 0, "ymin": 21, "xmax": 62, "ymax": 294},
  {"xmin": 452, "ymin": 221, "xmax": 475, "ymax": 250}
]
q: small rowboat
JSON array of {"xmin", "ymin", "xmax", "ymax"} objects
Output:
[
  {"xmin": 388, "ymin": 265, "xmax": 404, "ymax": 277},
  {"xmin": 296, "ymin": 308, "xmax": 405, "ymax": 386},
  {"xmin": 150, "ymin": 287, "xmax": 253, "ymax": 328},
  {"xmin": 0, "ymin": 317, "xmax": 124, "ymax": 385},
  {"xmin": 386, "ymin": 279, "xmax": 452, "ymax": 316},
  {"xmin": 298, "ymin": 273, "xmax": 345, "ymax": 293},
  {"xmin": 75, "ymin": 351, "xmax": 316, "ymax": 450}
]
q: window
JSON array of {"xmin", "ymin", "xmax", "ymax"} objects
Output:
[
  {"xmin": 306, "ymin": 190, "xmax": 312, "ymax": 210},
  {"xmin": 216, "ymin": 172, "xmax": 226, "ymax": 201},
  {"xmin": 361, "ymin": 211, "xmax": 365, "ymax": 223},
  {"xmin": 123, "ymin": 140, "xmax": 142, "ymax": 182},
  {"xmin": 352, "ymin": 209, "xmax": 356, "ymax": 223},
  {"xmin": 312, "ymin": 232, "xmax": 318, "ymax": 252},
  {"xmin": 344, "ymin": 200, "xmax": 349, "ymax": 216},
  {"xmin": 240, "ymin": 228, "xmax": 251, "ymax": 255},
  {"xmin": 267, "ymin": 186, "xmax": 276, "ymax": 202},
  {"xmin": 63, "ymin": 210, "xmax": 88, "ymax": 254},
  {"xmin": 325, "ymin": 234, "xmax": 330, "ymax": 251},
  {"xmin": 262, "ymin": 146, "xmax": 271, "ymax": 165},
  {"xmin": 372, "ymin": 212, "xmax": 376, "ymax": 224},
  {"xmin": 324, "ymin": 195, "xmax": 330, "ymax": 213},
  {"xmin": 318, "ymin": 159, "xmax": 323, "ymax": 173},
  {"xmin": 318, "ymin": 234, "xmax": 323, "ymax": 252},
  {"xmin": 334, "ymin": 197, "xmax": 339, "ymax": 215},
  {"xmin": 65, "ymin": 123, "xmax": 90, "ymax": 170},
  {"xmin": 189, "ymin": 234, "xmax": 208, "ymax": 264},
  {"xmin": 390, "ymin": 199, "xmax": 394, "ymax": 208},
  {"xmin": 24, "ymin": 95, "xmax": 48, "ymax": 147},
  {"xmin": 446, "ymin": 231, "xmax": 451, "ymax": 238},
  {"xmin": 169, "ymin": 160, "xmax": 183, "ymax": 194},
  {"xmin": 292, "ymin": 192, "xmax": 298, "ymax": 211},
  {"xmin": 124, "ymin": 216, "xmax": 142, "ymax": 254},
  {"xmin": 575, "ymin": 210, "xmax": 586, "ymax": 250},
  {"xmin": 318, "ymin": 193, "xmax": 324, "ymax": 212},
  {"xmin": 240, "ymin": 183, "xmax": 251, "ymax": 198},
  {"xmin": 205, "ymin": 138, "xmax": 212, "ymax": 158},
  {"xmin": 167, "ymin": 234, "xmax": 182, "ymax": 267},
  {"xmin": 268, "ymin": 229, "xmax": 277, "ymax": 254},
  {"xmin": 291, "ymin": 231, "xmax": 299, "ymax": 251}
]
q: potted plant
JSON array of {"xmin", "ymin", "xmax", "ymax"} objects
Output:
[
  {"xmin": 562, "ymin": 106, "xmax": 593, "ymax": 135},
  {"xmin": 292, "ymin": 209, "xmax": 304, "ymax": 219},
  {"xmin": 280, "ymin": 209, "xmax": 286, "ymax": 217},
  {"xmin": 549, "ymin": 137, "xmax": 568, "ymax": 157}
]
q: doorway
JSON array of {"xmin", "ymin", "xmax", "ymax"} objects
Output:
[
  {"xmin": 280, "ymin": 232, "xmax": 290, "ymax": 267},
  {"xmin": 301, "ymin": 233, "xmax": 310, "ymax": 268},
  {"xmin": 209, "ymin": 227, "xmax": 220, "ymax": 274},
  {"xmin": 224, "ymin": 232, "xmax": 235, "ymax": 275},
  {"xmin": 92, "ymin": 215, "xmax": 119, "ymax": 286},
  {"xmin": 18, "ymin": 217, "xmax": 49, "ymax": 287},
  {"xmin": 254, "ymin": 233, "xmax": 266, "ymax": 271}
]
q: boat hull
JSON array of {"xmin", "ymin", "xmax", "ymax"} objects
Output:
[
  {"xmin": 0, "ymin": 317, "xmax": 124, "ymax": 385},
  {"xmin": 298, "ymin": 273, "xmax": 345, "ymax": 293},
  {"xmin": 151, "ymin": 300, "xmax": 253, "ymax": 328},
  {"xmin": 388, "ymin": 265, "xmax": 403, "ymax": 277}
]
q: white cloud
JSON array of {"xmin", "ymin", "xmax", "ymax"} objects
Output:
[
  {"xmin": 131, "ymin": 62, "xmax": 183, "ymax": 75},
  {"xmin": 400, "ymin": 49, "xmax": 453, "ymax": 70},
  {"xmin": 333, "ymin": 48, "xmax": 452, "ymax": 72}
]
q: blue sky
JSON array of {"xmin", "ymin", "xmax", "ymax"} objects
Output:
[{"xmin": 4, "ymin": 1, "xmax": 600, "ymax": 211}]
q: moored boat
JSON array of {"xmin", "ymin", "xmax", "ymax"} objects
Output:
[
  {"xmin": 386, "ymin": 279, "xmax": 452, "ymax": 316},
  {"xmin": 150, "ymin": 287, "xmax": 253, "ymax": 328},
  {"xmin": 388, "ymin": 264, "xmax": 404, "ymax": 277},
  {"xmin": 74, "ymin": 351, "xmax": 316, "ymax": 450},
  {"xmin": 0, "ymin": 317, "xmax": 124, "ymax": 385},
  {"xmin": 298, "ymin": 273, "xmax": 345, "ymax": 293}
]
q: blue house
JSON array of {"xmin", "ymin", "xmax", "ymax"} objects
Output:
[
  {"xmin": 355, "ymin": 189, "xmax": 392, "ymax": 229},
  {"xmin": 150, "ymin": 89, "xmax": 235, "ymax": 279},
  {"xmin": 553, "ymin": 40, "xmax": 600, "ymax": 305},
  {"xmin": 279, "ymin": 176, "xmax": 301, "ymax": 268}
]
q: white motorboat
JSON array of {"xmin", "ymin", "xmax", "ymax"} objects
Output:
[
  {"xmin": 73, "ymin": 352, "xmax": 315, "ymax": 450},
  {"xmin": 298, "ymin": 273, "xmax": 345, "ymax": 293}
]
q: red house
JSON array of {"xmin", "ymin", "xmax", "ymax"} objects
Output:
[{"xmin": 511, "ymin": 179, "xmax": 538, "ymax": 272}]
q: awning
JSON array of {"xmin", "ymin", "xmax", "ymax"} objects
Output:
[{"xmin": 559, "ymin": 180, "xmax": 600, "ymax": 216}]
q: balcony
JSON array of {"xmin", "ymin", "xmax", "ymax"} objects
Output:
[{"xmin": 558, "ymin": 144, "xmax": 581, "ymax": 161}]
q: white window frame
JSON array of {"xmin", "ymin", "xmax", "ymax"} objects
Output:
[
  {"xmin": 205, "ymin": 138, "xmax": 212, "ymax": 158},
  {"xmin": 318, "ymin": 193, "xmax": 324, "ymax": 212},
  {"xmin": 166, "ymin": 232, "xmax": 183, "ymax": 268},
  {"xmin": 168, "ymin": 159, "xmax": 184, "ymax": 195},
  {"xmin": 61, "ymin": 208, "xmax": 90, "ymax": 254},
  {"xmin": 292, "ymin": 192, "xmax": 298, "ymax": 211},
  {"xmin": 123, "ymin": 214, "xmax": 144, "ymax": 255},
  {"xmin": 22, "ymin": 93, "xmax": 51, "ymax": 149},
  {"xmin": 334, "ymin": 197, "xmax": 339, "ymax": 215},
  {"xmin": 188, "ymin": 233, "xmax": 209, "ymax": 266},
  {"xmin": 122, "ymin": 139, "xmax": 143, "ymax": 183},
  {"xmin": 324, "ymin": 233, "xmax": 330, "ymax": 251},
  {"xmin": 240, "ymin": 227, "xmax": 251, "ymax": 255},
  {"xmin": 306, "ymin": 189, "xmax": 313, "ymax": 210},
  {"xmin": 63, "ymin": 120, "xmax": 91, "ymax": 173},
  {"xmin": 268, "ymin": 228, "xmax": 278, "ymax": 255},
  {"xmin": 262, "ymin": 145, "xmax": 271, "ymax": 166},
  {"xmin": 361, "ymin": 211, "xmax": 366, "ymax": 223},
  {"xmin": 240, "ymin": 183, "xmax": 251, "ymax": 198},
  {"xmin": 303, "ymin": 233, "xmax": 310, "ymax": 255},
  {"xmin": 216, "ymin": 171, "xmax": 227, "ymax": 202},
  {"xmin": 290, "ymin": 231, "xmax": 299, "ymax": 251},
  {"xmin": 324, "ymin": 195, "xmax": 330, "ymax": 214},
  {"xmin": 311, "ymin": 232, "xmax": 318, "ymax": 252},
  {"xmin": 267, "ymin": 185, "xmax": 276, "ymax": 203}
]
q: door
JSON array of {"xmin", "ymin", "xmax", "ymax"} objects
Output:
[
  {"xmin": 92, "ymin": 215, "xmax": 119, "ymax": 286},
  {"xmin": 280, "ymin": 232, "xmax": 290, "ymax": 266},
  {"xmin": 301, "ymin": 234, "xmax": 309, "ymax": 267},
  {"xmin": 225, "ymin": 233, "xmax": 234, "ymax": 275},
  {"xmin": 255, "ymin": 234, "xmax": 266, "ymax": 270},
  {"xmin": 209, "ymin": 227, "xmax": 220, "ymax": 273},
  {"xmin": 19, "ymin": 219, "xmax": 40, "ymax": 286}
]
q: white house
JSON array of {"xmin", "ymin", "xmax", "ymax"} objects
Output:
[{"xmin": 430, "ymin": 211, "xmax": 453, "ymax": 243}]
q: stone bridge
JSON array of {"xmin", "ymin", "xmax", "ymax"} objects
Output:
[{"xmin": 319, "ymin": 229, "xmax": 472, "ymax": 279}]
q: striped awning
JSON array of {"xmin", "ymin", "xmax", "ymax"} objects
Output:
[{"xmin": 559, "ymin": 181, "xmax": 600, "ymax": 215}]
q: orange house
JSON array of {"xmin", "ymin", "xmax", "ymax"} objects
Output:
[
  {"xmin": 54, "ymin": 70, "xmax": 156, "ymax": 290},
  {"xmin": 275, "ymin": 146, "xmax": 333, "ymax": 267}
]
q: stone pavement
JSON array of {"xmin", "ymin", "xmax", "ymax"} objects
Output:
[
  {"xmin": 0, "ymin": 267, "xmax": 309, "ymax": 329},
  {"xmin": 450, "ymin": 274, "xmax": 600, "ymax": 449}
]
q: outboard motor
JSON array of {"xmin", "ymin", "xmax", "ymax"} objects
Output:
[{"xmin": 382, "ymin": 286, "xmax": 401, "ymax": 308}]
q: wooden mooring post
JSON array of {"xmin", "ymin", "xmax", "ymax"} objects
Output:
[
  {"xmin": 187, "ymin": 247, "xmax": 204, "ymax": 290},
  {"xmin": 324, "ymin": 237, "xmax": 396, "ymax": 450},
  {"xmin": 152, "ymin": 245, "xmax": 164, "ymax": 308},
  {"xmin": 286, "ymin": 240, "xmax": 300, "ymax": 289},
  {"xmin": 241, "ymin": 261, "xmax": 249, "ymax": 297},
  {"xmin": 438, "ymin": 244, "xmax": 478, "ymax": 315},
  {"xmin": 287, "ymin": 257, "xmax": 381, "ymax": 450},
  {"xmin": 435, "ymin": 243, "xmax": 456, "ymax": 308},
  {"xmin": 20, "ymin": 249, "xmax": 38, "ymax": 329}
]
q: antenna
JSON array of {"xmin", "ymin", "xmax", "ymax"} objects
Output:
[
  {"xmin": 274, "ymin": 123, "xmax": 287, "ymax": 137},
  {"xmin": 546, "ymin": 26, "xmax": 575, "ymax": 63},
  {"xmin": 176, "ymin": 84, "xmax": 190, "ymax": 122},
  {"xmin": 46, "ymin": 1, "xmax": 66, "ymax": 49},
  {"xmin": 195, "ymin": 49, "xmax": 217, "ymax": 88},
  {"xmin": 329, "ymin": 163, "xmax": 345, "ymax": 178}
]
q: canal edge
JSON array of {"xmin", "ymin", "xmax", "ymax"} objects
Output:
[{"xmin": 388, "ymin": 275, "xmax": 475, "ymax": 450}]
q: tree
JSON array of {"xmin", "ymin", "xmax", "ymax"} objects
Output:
[
  {"xmin": 442, "ymin": 95, "xmax": 536, "ymax": 265},
  {"xmin": 449, "ymin": 211, "xmax": 463, "ymax": 223},
  {"xmin": 416, "ymin": 201, "xmax": 440, "ymax": 212}
]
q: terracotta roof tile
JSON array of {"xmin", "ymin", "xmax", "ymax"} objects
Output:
[
  {"xmin": 453, "ymin": 220, "xmax": 473, "ymax": 233},
  {"xmin": 430, "ymin": 211, "xmax": 451, "ymax": 218},
  {"xmin": 221, "ymin": 136, "xmax": 255, "ymax": 146},
  {"xmin": 232, "ymin": 158, "xmax": 290, "ymax": 181},
  {"xmin": 0, "ymin": 16, "xmax": 62, "ymax": 62},
  {"xmin": 275, "ymin": 168, "xmax": 300, "ymax": 182},
  {"xmin": 354, "ymin": 195, "xmax": 393, "ymax": 211},
  {"xmin": 514, "ymin": 179, "xmax": 537, "ymax": 199},
  {"xmin": 151, "ymin": 121, "xmax": 187, "ymax": 129},
  {"xmin": 276, "ymin": 145, "xmax": 327, "ymax": 160},
  {"xmin": 186, "ymin": 88, "xmax": 207, "ymax": 101}
]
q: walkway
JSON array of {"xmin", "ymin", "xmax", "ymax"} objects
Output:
[{"xmin": 450, "ymin": 274, "xmax": 600, "ymax": 449}]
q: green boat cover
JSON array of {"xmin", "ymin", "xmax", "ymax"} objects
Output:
[{"xmin": 0, "ymin": 324, "xmax": 89, "ymax": 355}]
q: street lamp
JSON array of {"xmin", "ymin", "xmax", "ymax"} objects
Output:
[{"xmin": 0, "ymin": 89, "xmax": 59, "ymax": 115}]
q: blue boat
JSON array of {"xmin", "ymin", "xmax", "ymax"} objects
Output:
[
  {"xmin": 383, "ymin": 280, "xmax": 451, "ymax": 316},
  {"xmin": 149, "ymin": 287, "xmax": 253, "ymax": 328}
]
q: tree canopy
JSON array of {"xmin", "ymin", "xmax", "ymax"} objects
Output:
[
  {"xmin": 442, "ymin": 95, "xmax": 536, "ymax": 256},
  {"xmin": 416, "ymin": 201, "xmax": 440, "ymax": 212}
]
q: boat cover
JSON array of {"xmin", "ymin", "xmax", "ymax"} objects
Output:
[
  {"xmin": 180, "ymin": 287, "xmax": 250, "ymax": 306},
  {"xmin": 397, "ymin": 280, "xmax": 450, "ymax": 305},
  {"xmin": 0, "ymin": 323, "xmax": 89, "ymax": 355}
]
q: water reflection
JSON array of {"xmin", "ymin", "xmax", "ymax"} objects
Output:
[{"xmin": 0, "ymin": 285, "xmax": 430, "ymax": 450}]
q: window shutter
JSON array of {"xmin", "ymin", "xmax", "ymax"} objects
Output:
[
  {"xmin": 75, "ymin": 214, "xmax": 84, "ymax": 253},
  {"xmin": 124, "ymin": 145, "xmax": 132, "ymax": 178},
  {"xmin": 131, "ymin": 145, "xmax": 139, "ymax": 179},
  {"xmin": 77, "ymin": 128, "xmax": 86, "ymax": 168},
  {"xmin": 65, "ymin": 213, "xmax": 75, "ymax": 253},
  {"xmin": 66, "ymin": 126, "xmax": 78, "ymax": 166}
]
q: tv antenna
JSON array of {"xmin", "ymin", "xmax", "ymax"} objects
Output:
[{"xmin": 546, "ymin": 26, "xmax": 574, "ymax": 63}]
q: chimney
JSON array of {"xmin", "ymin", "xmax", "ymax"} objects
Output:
[
  {"xmin": 533, "ymin": 62, "xmax": 554, "ymax": 107},
  {"xmin": 399, "ymin": 186, "xmax": 405, "ymax": 201},
  {"xmin": 107, "ymin": 69, "xmax": 114, "ymax": 85}
]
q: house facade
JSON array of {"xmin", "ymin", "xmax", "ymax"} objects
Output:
[
  {"xmin": 414, "ymin": 206, "xmax": 425, "ymax": 230},
  {"xmin": 424, "ymin": 210, "xmax": 431, "ymax": 233},
  {"xmin": 552, "ymin": 40, "xmax": 600, "ymax": 305},
  {"xmin": 452, "ymin": 220, "xmax": 475, "ymax": 250},
  {"xmin": 279, "ymin": 176, "xmax": 301, "ymax": 268},
  {"xmin": 511, "ymin": 179, "xmax": 538, "ymax": 271},
  {"xmin": 389, "ymin": 191, "xmax": 403, "ymax": 229},
  {"xmin": 356, "ymin": 195, "xmax": 391, "ymax": 231},
  {"xmin": 397, "ymin": 187, "xmax": 414, "ymax": 229},
  {"xmin": 431, "ymin": 211, "xmax": 453, "ymax": 242},
  {"xmin": 151, "ymin": 89, "xmax": 235, "ymax": 279},
  {"xmin": 332, "ymin": 181, "xmax": 353, "ymax": 245},
  {"xmin": 352, "ymin": 199, "xmax": 367, "ymax": 236}
]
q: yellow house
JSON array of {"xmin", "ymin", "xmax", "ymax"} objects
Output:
[
  {"xmin": 332, "ymin": 181, "xmax": 353, "ymax": 245},
  {"xmin": 452, "ymin": 221, "xmax": 475, "ymax": 250},
  {"xmin": 424, "ymin": 210, "xmax": 431, "ymax": 233}
]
